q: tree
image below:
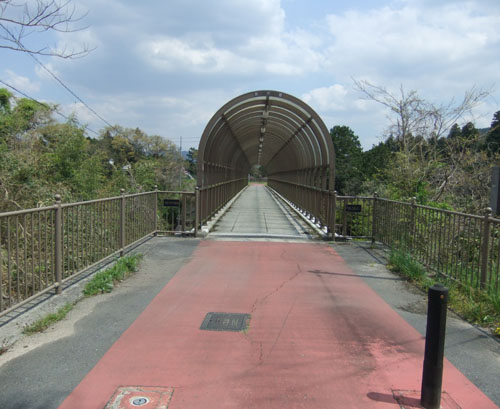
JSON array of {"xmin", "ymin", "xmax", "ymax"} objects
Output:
[
  {"xmin": 486, "ymin": 111, "xmax": 500, "ymax": 153},
  {"xmin": 0, "ymin": 87, "xmax": 12, "ymax": 113},
  {"xmin": 352, "ymin": 79, "xmax": 493, "ymax": 209},
  {"xmin": 353, "ymin": 79, "xmax": 488, "ymax": 153},
  {"xmin": 461, "ymin": 122, "xmax": 479, "ymax": 140},
  {"xmin": 330, "ymin": 125, "xmax": 364, "ymax": 195},
  {"xmin": 186, "ymin": 147, "xmax": 197, "ymax": 176},
  {"xmin": 0, "ymin": 0, "xmax": 92, "ymax": 58},
  {"xmin": 447, "ymin": 123, "xmax": 462, "ymax": 139},
  {"xmin": 362, "ymin": 137, "xmax": 396, "ymax": 180},
  {"xmin": 0, "ymin": 90, "xmax": 52, "ymax": 145}
]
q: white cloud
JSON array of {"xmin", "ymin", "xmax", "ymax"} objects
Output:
[
  {"xmin": 132, "ymin": 0, "xmax": 323, "ymax": 77},
  {"xmin": 302, "ymin": 84, "xmax": 348, "ymax": 112},
  {"xmin": 325, "ymin": 2, "xmax": 500, "ymax": 86},
  {"xmin": 34, "ymin": 63, "xmax": 61, "ymax": 81},
  {"xmin": 140, "ymin": 36, "xmax": 257, "ymax": 74},
  {"xmin": 139, "ymin": 27, "xmax": 324, "ymax": 77},
  {"xmin": 3, "ymin": 70, "xmax": 40, "ymax": 94}
]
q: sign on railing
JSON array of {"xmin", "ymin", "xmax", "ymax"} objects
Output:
[{"xmin": 345, "ymin": 204, "xmax": 362, "ymax": 212}]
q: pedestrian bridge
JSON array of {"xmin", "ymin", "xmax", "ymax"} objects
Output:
[
  {"xmin": 1, "ymin": 90, "xmax": 499, "ymax": 323},
  {"xmin": 197, "ymin": 90, "xmax": 336, "ymax": 235}
]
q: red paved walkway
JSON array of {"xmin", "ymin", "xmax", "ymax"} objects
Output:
[{"xmin": 59, "ymin": 241, "xmax": 497, "ymax": 409}]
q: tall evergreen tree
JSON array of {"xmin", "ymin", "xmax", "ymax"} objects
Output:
[
  {"xmin": 330, "ymin": 125, "xmax": 364, "ymax": 195},
  {"xmin": 486, "ymin": 111, "xmax": 500, "ymax": 153}
]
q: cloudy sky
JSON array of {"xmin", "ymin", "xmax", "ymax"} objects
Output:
[{"xmin": 1, "ymin": 0, "xmax": 499, "ymax": 150}]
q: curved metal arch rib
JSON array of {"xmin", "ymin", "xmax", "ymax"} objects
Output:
[{"xmin": 197, "ymin": 90, "xmax": 335, "ymax": 231}]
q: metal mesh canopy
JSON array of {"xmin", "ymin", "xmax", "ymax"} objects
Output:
[{"xmin": 198, "ymin": 90, "xmax": 335, "ymax": 189}]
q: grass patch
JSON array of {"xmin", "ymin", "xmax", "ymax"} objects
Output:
[
  {"xmin": 21, "ymin": 254, "xmax": 142, "ymax": 336},
  {"xmin": 388, "ymin": 248, "xmax": 500, "ymax": 337},
  {"xmin": 23, "ymin": 302, "xmax": 74, "ymax": 335},
  {"xmin": 83, "ymin": 254, "xmax": 142, "ymax": 296}
]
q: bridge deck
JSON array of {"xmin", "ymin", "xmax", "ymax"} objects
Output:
[{"xmin": 210, "ymin": 184, "xmax": 313, "ymax": 240}]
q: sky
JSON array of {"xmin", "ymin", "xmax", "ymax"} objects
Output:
[{"xmin": 1, "ymin": 0, "xmax": 499, "ymax": 151}]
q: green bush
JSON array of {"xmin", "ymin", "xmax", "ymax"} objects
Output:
[{"xmin": 388, "ymin": 248, "xmax": 499, "ymax": 337}]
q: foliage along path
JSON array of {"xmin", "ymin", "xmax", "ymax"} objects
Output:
[{"xmin": 58, "ymin": 241, "xmax": 497, "ymax": 409}]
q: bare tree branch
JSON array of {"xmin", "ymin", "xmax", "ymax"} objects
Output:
[
  {"xmin": 0, "ymin": 0, "xmax": 93, "ymax": 58},
  {"xmin": 353, "ymin": 78, "xmax": 488, "ymax": 151}
]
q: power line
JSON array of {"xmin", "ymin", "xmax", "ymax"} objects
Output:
[
  {"xmin": 27, "ymin": 52, "xmax": 114, "ymax": 129},
  {"xmin": 4, "ymin": 30, "xmax": 115, "ymax": 130},
  {"xmin": 0, "ymin": 78, "xmax": 99, "ymax": 136}
]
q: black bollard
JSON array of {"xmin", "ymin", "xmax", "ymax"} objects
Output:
[{"xmin": 421, "ymin": 284, "xmax": 449, "ymax": 409}]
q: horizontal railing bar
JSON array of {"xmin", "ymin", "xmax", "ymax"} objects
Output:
[
  {"xmin": 376, "ymin": 197, "xmax": 488, "ymax": 220},
  {"xmin": 61, "ymin": 196, "xmax": 121, "ymax": 208},
  {"xmin": 157, "ymin": 191, "xmax": 195, "ymax": 195},
  {"xmin": 0, "ymin": 283, "xmax": 58, "ymax": 319},
  {"xmin": 337, "ymin": 196, "xmax": 374, "ymax": 200},
  {"xmin": 0, "ymin": 206, "xmax": 55, "ymax": 218},
  {"xmin": 156, "ymin": 230, "xmax": 195, "ymax": 235}
]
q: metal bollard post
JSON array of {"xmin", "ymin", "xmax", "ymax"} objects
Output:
[{"xmin": 421, "ymin": 284, "xmax": 449, "ymax": 409}]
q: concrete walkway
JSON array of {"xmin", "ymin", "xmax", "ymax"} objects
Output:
[{"xmin": 210, "ymin": 184, "xmax": 313, "ymax": 240}]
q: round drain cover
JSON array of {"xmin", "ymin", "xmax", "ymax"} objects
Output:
[{"xmin": 131, "ymin": 397, "xmax": 149, "ymax": 406}]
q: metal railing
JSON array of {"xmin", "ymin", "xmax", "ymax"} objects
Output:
[
  {"xmin": 157, "ymin": 191, "xmax": 197, "ymax": 234},
  {"xmin": 334, "ymin": 194, "xmax": 500, "ymax": 292},
  {"xmin": 334, "ymin": 195, "xmax": 374, "ymax": 238},
  {"xmin": 0, "ymin": 188, "xmax": 197, "ymax": 317},
  {"xmin": 268, "ymin": 179, "xmax": 335, "ymax": 233},
  {"xmin": 198, "ymin": 178, "xmax": 247, "ymax": 225},
  {"xmin": 3, "ymin": 185, "xmax": 499, "ymax": 316}
]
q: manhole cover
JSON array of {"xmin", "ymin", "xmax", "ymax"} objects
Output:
[
  {"xmin": 200, "ymin": 312, "xmax": 250, "ymax": 332},
  {"xmin": 104, "ymin": 386, "xmax": 173, "ymax": 409}
]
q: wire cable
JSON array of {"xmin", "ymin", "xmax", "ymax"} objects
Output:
[
  {"xmin": 3, "ymin": 29, "xmax": 114, "ymax": 129},
  {"xmin": 27, "ymin": 51, "xmax": 114, "ymax": 129},
  {"xmin": 0, "ymin": 78, "xmax": 99, "ymax": 135}
]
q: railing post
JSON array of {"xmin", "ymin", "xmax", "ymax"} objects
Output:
[
  {"xmin": 195, "ymin": 186, "xmax": 200, "ymax": 237},
  {"xmin": 120, "ymin": 188, "xmax": 125, "ymax": 257},
  {"xmin": 153, "ymin": 185, "xmax": 158, "ymax": 236},
  {"xmin": 371, "ymin": 192, "xmax": 378, "ymax": 243},
  {"xmin": 410, "ymin": 197, "xmax": 417, "ymax": 251},
  {"xmin": 480, "ymin": 207, "xmax": 492, "ymax": 289},
  {"xmin": 182, "ymin": 193, "xmax": 187, "ymax": 233},
  {"xmin": 54, "ymin": 194, "xmax": 63, "ymax": 295},
  {"xmin": 342, "ymin": 198, "xmax": 348, "ymax": 237},
  {"xmin": 330, "ymin": 191, "xmax": 337, "ymax": 240}
]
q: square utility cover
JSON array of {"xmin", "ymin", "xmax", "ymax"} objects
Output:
[{"xmin": 200, "ymin": 312, "xmax": 250, "ymax": 332}]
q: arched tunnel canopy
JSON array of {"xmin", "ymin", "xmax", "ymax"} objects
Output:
[{"xmin": 197, "ymin": 90, "xmax": 335, "ymax": 190}]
